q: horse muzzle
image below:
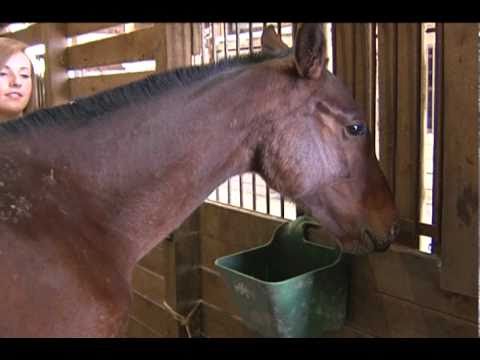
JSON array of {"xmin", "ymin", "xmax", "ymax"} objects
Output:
[{"xmin": 363, "ymin": 222, "xmax": 399, "ymax": 253}]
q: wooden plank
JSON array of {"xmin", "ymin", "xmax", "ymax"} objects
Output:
[
  {"xmin": 42, "ymin": 23, "xmax": 70, "ymax": 107},
  {"xmin": 131, "ymin": 265, "xmax": 166, "ymax": 304},
  {"xmin": 377, "ymin": 23, "xmax": 397, "ymax": 191},
  {"xmin": 394, "ymin": 23, "xmax": 422, "ymax": 248},
  {"xmin": 66, "ymin": 23, "xmax": 121, "ymax": 37},
  {"xmin": 126, "ymin": 317, "xmax": 163, "ymax": 338},
  {"xmin": 129, "ymin": 291, "xmax": 172, "ymax": 336},
  {"xmin": 201, "ymin": 266, "xmax": 240, "ymax": 317},
  {"xmin": 69, "ymin": 71, "xmax": 154, "ymax": 99},
  {"xmin": 163, "ymin": 23, "xmax": 193, "ymax": 71},
  {"xmin": 191, "ymin": 23, "xmax": 202, "ymax": 56},
  {"xmin": 333, "ymin": 23, "xmax": 355, "ymax": 94},
  {"xmin": 138, "ymin": 242, "xmax": 168, "ymax": 275},
  {"xmin": 200, "ymin": 302, "xmax": 258, "ymax": 338},
  {"xmin": 67, "ymin": 25, "xmax": 167, "ymax": 70},
  {"xmin": 354, "ymin": 23, "xmax": 376, "ymax": 137},
  {"xmin": 200, "ymin": 202, "xmax": 284, "ymax": 268},
  {"xmin": 3, "ymin": 23, "xmax": 44, "ymax": 46},
  {"xmin": 348, "ymin": 265, "xmax": 477, "ymax": 337},
  {"xmin": 440, "ymin": 23, "xmax": 478, "ymax": 298},
  {"xmin": 364, "ymin": 248, "xmax": 475, "ymax": 321}
]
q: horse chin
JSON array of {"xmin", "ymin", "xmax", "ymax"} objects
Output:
[
  {"xmin": 340, "ymin": 231, "xmax": 392, "ymax": 255},
  {"xmin": 338, "ymin": 232, "xmax": 379, "ymax": 256}
]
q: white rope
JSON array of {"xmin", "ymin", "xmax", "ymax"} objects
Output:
[{"xmin": 162, "ymin": 300, "xmax": 200, "ymax": 338}]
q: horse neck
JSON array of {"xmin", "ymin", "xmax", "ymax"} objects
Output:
[{"xmin": 28, "ymin": 66, "xmax": 267, "ymax": 279}]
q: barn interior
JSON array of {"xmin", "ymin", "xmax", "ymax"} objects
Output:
[{"xmin": 0, "ymin": 22, "xmax": 477, "ymax": 337}]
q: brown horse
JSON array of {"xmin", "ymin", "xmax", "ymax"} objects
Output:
[{"xmin": 0, "ymin": 24, "xmax": 398, "ymax": 337}]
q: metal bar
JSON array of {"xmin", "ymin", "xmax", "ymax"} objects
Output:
[
  {"xmin": 239, "ymin": 175, "xmax": 243, "ymax": 207},
  {"xmin": 431, "ymin": 23, "xmax": 443, "ymax": 254},
  {"xmin": 280, "ymin": 194, "xmax": 285, "ymax": 218},
  {"xmin": 418, "ymin": 222, "xmax": 438, "ymax": 239},
  {"xmin": 223, "ymin": 22, "xmax": 228, "ymax": 58},
  {"xmin": 370, "ymin": 23, "xmax": 377, "ymax": 144},
  {"xmin": 399, "ymin": 219, "xmax": 438, "ymax": 239},
  {"xmin": 252, "ymin": 173, "xmax": 256, "ymax": 211},
  {"xmin": 227, "ymin": 179, "xmax": 231, "ymax": 204},
  {"xmin": 249, "ymin": 25, "xmax": 256, "ymax": 210},
  {"xmin": 235, "ymin": 23, "xmax": 242, "ymax": 208},
  {"xmin": 249, "ymin": 23, "xmax": 253, "ymax": 54},
  {"xmin": 211, "ymin": 23, "xmax": 216, "ymax": 63},
  {"xmin": 235, "ymin": 23, "xmax": 240, "ymax": 56},
  {"xmin": 200, "ymin": 23, "xmax": 205, "ymax": 65},
  {"xmin": 266, "ymin": 184, "xmax": 271, "ymax": 214},
  {"xmin": 277, "ymin": 22, "xmax": 282, "ymax": 38}
]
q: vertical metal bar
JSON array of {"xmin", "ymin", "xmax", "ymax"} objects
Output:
[
  {"xmin": 236, "ymin": 24, "xmax": 242, "ymax": 207},
  {"xmin": 370, "ymin": 23, "xmax": 377, "ymax": 144},
  {"xmin": 239, "ymin": 174, "xmax": 243, "ymax": 208},
  {"xmin": 266, "ymin": 184, "xmax": 271, "ymax": 214},
  {"xmin": 227, "ymin": 179, "xmax": 231, "ymax": 204},
  {"xmin": 200, "ymin": 23, "xmax": 205, "ymax": 65},
  {"xmin": 431, "ymin": 23, "xmax": 443, "ymax": 254},
  {"xmin": 252, "ymin": 173, "xmax": 256, "ymax": 211},
  {"xmin": 235, "ymin": 22, "xmax": 240, "ymax": 56},
  {"xmin": 223, "ymin": 22, "xmax": 231, "ymax": 204},
  {"xmin": 280, "ymin": 194, "xmax": 285, "ymax": 218},
  {"xmin": 277, "ymin": 22, "xmax": 282, "ymax": 38},
  {"xmin": 249, "ymin": 22, "xmax": 253, "ymax": 53},
  {"xmin": 211, "ymin": 23, "xmax": 216, "ymax": 63},
  {"xmin": 236, "ymin": 22, "xmax": 243, "ymax": 208},
  {"xmin": 223, "ymin": 22, "xmax": 228, "ymax": 58},
  {"xmin": 248, "ymin": 23, "xmax": 256, "ymax": 211}
]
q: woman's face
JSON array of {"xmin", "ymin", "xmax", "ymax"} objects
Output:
[{"xmin": 0, "ymin": 51, "xmax": 33, "ymax": 121}]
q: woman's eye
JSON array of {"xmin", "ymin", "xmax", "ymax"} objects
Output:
[
  {"xmin": 20, "ymin": 74, "xmax": 31, "ymax": 79},
  {"xmin": 346, "ymin": 124, "xmax": 367, "ymax": 136}
]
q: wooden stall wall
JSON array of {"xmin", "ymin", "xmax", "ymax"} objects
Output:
[{"xmin": 1, "ymin": 22, "xmax": 477, "ymax": 338}]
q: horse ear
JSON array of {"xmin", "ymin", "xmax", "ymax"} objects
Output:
[
  {"xmin": 294, "ymin": 23, "xmax": 327, "ymax": 80},
  {"xmin": 261, "ymin": 25, "xmax": 289, "ymax": 55}
]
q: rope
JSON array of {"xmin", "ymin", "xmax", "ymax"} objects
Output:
[{"xmin": 162, "ymin": 300, "xmax": 201, "ymax": 338}]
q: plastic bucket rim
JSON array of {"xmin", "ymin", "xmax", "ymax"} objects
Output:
[{"xmin": 214, "ymin": 241, "xmax": 344, "ymax": 286}]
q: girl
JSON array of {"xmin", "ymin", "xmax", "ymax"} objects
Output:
[{"xmin": 0, "ymin": 37, "xmax": 38, "ymax": 122}]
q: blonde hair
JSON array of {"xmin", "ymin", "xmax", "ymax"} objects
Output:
[{"xmin": 0, "ymin": 37, "xmax": 39, "ymax": 116}]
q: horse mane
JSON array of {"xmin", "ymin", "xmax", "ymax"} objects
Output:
[{"xmin": 0, "ymin": 50, "xmax": 290, "ymax": 136}]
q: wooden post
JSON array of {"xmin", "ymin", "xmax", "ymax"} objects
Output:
[
  {"xmin": 353, "ymin": 23, "xmax": 376, "ymax": 138},
  {"xmin": 439, "ymin": 23, "xmax": 478, "ymax": 298},
  {"xmin": 333, "ymin": 23, "xmax": 355, "ymax": 94},
  {"xmin": 334, "ymin": 23, "xmax": 376, "ymax": 139},
  {"xmin": 394, "ymin": 23, "xmax": 422, "ymax": 249},
  {"xmin": 377, "ymin": 23, "xmax": 397, "ymax": 191},
  {"xmin": 154, "ymin": 23, "xmax": 193, "ymax": 73},
  {"xmin": 42, "ymin": 23, "xmax": 70, "ymax": 107}
]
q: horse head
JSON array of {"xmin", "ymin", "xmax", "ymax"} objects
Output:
[{"xmin": 257, "ymin": 24, "xmax": 399, "ymax": 255}]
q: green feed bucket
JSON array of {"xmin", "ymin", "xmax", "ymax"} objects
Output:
[{"xmin": 214, "ymin": 216, "xmax": 350, "ymax": 338}]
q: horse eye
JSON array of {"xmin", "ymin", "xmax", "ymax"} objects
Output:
[{"xmin": 346, "ymin": 124, "xmax": 366, "ymax": 136}]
